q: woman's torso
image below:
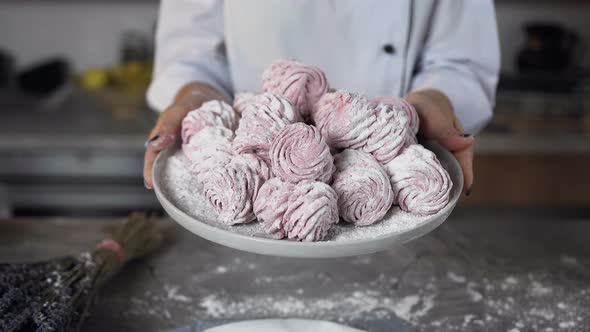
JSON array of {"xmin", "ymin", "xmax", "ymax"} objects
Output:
[{"xmin": 223, "ymin": 0, "xmax": 433, "ymax": 97}]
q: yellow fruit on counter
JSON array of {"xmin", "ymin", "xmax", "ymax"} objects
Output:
[{"xmin": 79, "ymin": 68, "xmax": 110, "ymax": 90}]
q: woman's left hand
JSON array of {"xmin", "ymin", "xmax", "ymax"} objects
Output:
[{"xmin": 406, "ymin": 89, "xmax": 476, "ymax": 195}]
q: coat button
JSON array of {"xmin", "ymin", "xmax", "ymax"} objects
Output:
[{"xmin": 383, "ymin": 44, "xmax": 396, "ymax": 55}]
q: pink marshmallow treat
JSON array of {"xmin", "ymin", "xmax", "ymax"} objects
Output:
[
  {"xmin": 233, "ymin": 93, "xmax": 301, "ymax": 164},
  {"xmin": 269, "ymin": 123, "xmax": 334, "ymax": 184},
  {"xmin": 182, "ymin": 126, "xmax": 234, "ymax": 180},
  {"xmin": 384, "ymin": 144, "xmax": 452, "ymax": 215},
  {"xmin": 372, "ymin": 96, "xmax": 420, "ymax": 135},
  {"xmin": 362, "ymin": 101, "xmax": 411, "ymax": 164},
  {"xmin": 262, "ymin": 59, "xmax": 329, "ymax": 119},
  {"xmin": 332, "ymin": 150, "xmax": 394, "ymax": 226},
  {"xmin": 253, "ymin": 178, "xmax": 294, "ymax": 239},
  {"xmin": 203, "ymin": 154, "xmax": 268, "ymax": 225},
  {"xmin": 181, "ymin": 100, "xmax": 239, "ymax": 144},
  {"xmin": 314, "ymin": 91, "xmax": 410, "ymax": 164},
  {"xmin": 254, "ymin": 178, "xmax": 339, "ymax": 241}
]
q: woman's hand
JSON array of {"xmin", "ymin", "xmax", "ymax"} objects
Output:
[
  {"xmin": 406, "ymin": 89, "xmax": 475, "ymax": 195},
  {"xmin": 143, "ymin": 82, "xmax": 227, "ymax": 189}
]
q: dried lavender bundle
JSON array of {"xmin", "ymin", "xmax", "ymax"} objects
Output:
[{"xmin": 0, "ymin": 212, "xmax": 162, "ymax": 332}]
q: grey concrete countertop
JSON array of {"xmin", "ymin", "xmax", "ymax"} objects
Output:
[{"xmin": 1, "ymin": 212, "xmax": 589, "ymax": 331}]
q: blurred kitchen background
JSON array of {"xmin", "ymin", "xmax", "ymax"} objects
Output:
[{"xmin": 0, "ymin": 1, "xmax": 589, "ymax": 217}]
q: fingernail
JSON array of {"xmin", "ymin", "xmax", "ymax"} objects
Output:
[
  {"xmin": 145, "ymin": 135, "xmax": 160, "ymax": 147},
  {"xmin": 465, "ymin": 187, "xmax": 472, "ymax": 196},
  {"xmin": 144, "ymin": 180, "xmax": 152, "ymax": 190},
  {"xmin": 461, "ymin": 134, "xmax": 473, "ymax": 138}
]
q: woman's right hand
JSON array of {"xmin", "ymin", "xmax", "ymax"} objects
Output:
[{"xmin": 143, "ymin": 82, "xmax": 227, "ymax": 189}]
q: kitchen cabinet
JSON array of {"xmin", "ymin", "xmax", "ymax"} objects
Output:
[
  {"xmin": 468, "ymin": 154, "xmax": 590, "ymax": 206},
  {"xmin": 462, "ymin": 144, "xmax": 590, "ymax": 207}
]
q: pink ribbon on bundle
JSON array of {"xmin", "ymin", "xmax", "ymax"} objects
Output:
[
  {"xmin": 233, "ymin": 93, "xmax": 301, "ymax": 164},
  {"xmin": 384, "ymin": 144, "xmax": 452, "ymax": 215},
  {"xmin": 203, "ymin": 154, "xmax": 270, "ymax": 225},
  {"xmin": 262, "ymin": 59, "xmax": 329, "ymax": 119},
  {"xmin": 313, "ymin": 91, "xmax": 411, "ymax": 164},
  {"xmin": 332, "ymin": 150, "xmax": 394, "ymax": 226},
  {"xmin": 269, "ymin": 123, "xmax": 335, "ymax": 184},
  {"xmin": 181, "ymin": 100, "xmax": 239, "ymax": 144},
  {"xmin": 96, "ymin": 239, "xmax": 125, "ymax": 262},
  {"xmin": 254, "ymin": 178, "xmax": 339, "ymax": 241}
]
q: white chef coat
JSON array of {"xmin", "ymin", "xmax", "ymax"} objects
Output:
[{"xmin": 147, "ymin": 0, "xmax": 500, "ymax": 134}]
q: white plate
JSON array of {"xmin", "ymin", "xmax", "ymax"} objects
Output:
[
  {"xmin": 153, "ymin": 141, "xmax": 463, "ymax": 258},
  {"xmin": 204, "ymin": 319, "xmax": 364, "ymax": 332}
]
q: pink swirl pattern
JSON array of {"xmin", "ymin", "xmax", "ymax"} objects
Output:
[
  {"xmin": 181, "ymin": 100, "xmax": 239, "ymax": 144},
  {"xmin": 233, "ymin": 93, "xmax": 301, "ymax": 164},
  {"xmin": 254, "ymin": 178, "xmax": 339, "ymax": 241},
  {"xmin": 313, "ymin": 91, "xmax": 410, "ymax": 164},
  {"xmin": 253, "ymin": 178, "xmax": 293, "ymax": 238},
  {"xmin": 372, "ymin": 96, "xmax": 420, "ymax": 135},
  {"xmin": 313, "ymin": 91, "xmax": 376, "ymax": 149},
  {"xmin": 362, "ymin": 101, "xmax": 411, "ymax": 164},
  {"xmin": 203, "ymin": 154, "xmax": 268, "ymax": 225},
  {"xmin": 262, "ymin": 59, "xmax": 329, "ymax": 118},
  {"xmin": 383, "ymin": 144, "xmax": 452, "ymax": 215},
  {"xmin": 311, "ymin": 90, "xmax": 355, "ymax": 127},
  {"xmin": 182, "ymin": 126, "xmax": 234, "ymax": 179},
  {"xmin": 237, "ymin": 153, "xmax": 273, "ymax": 182},
  {"xmin": 270, "ymin": 123, "xmax": 335, "ymax": 184},
  {"xmin": 332, "ymin": 150, "xmax": 394, "ymax": 226}
]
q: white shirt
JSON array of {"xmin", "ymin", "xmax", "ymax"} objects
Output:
[{"xmin": 148, "ymin": 0, "xmax": 500, "ymax": 134}]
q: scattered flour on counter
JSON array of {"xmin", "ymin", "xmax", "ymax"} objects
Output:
[
  {"xmin": 560, "ymin": 255, "xmax": 578, "ymax": 265},
  {"xmin": 447, "ymin": 272, "xmax": 467, "ymax": 283},
  {"xmin": 466, "ymin": 282, "xmax": 483, "ymax": 302},
  {"xmin": 215, "ymin": 266, "xmax": 228, "ymax": 274},
  {"xmin": 392, "ymin": 295, "xmax": 420, "ymax": 320},
  {"xmin": 123, "ymin": 268, "xmax": 589, "ymax": 331},
  {"xmin": 462, "ymin": 314, "xmax": 475, "ymax": 327},
  {"xmin": 159, "ymin": 150, "xmax": 455, "ymax": 242},
  {"xmin": 505, "ymin": 276, "xmax": 518, "ymax": 285},
  {"xmin": 530, "ymin": 281, "xmax": 553, "ymax": 297},
  {"xmin": 501, "ymin": 276, "xmax": 519, "ymax": 290},
  {"xmin": 559, "ymin": 321, "xmax": 576, "ymax": 328},
  {"xmin": 199, "ymin": 289, "xmax": 436, "ymax": 324},
  {"xmin": 529, "ymin": 308, "xmax": 555, "ymax": 321},
  {"xmin": 164, "ymin": 284, "xmax": 193, "ymax": 303}
]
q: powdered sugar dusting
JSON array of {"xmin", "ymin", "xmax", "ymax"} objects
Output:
[
  {"xmin": 159, "ymin": 148, "xmax": 456, "ymax": 242},
  {"xmin": 199, "ymin": 289, "xmax": 435, "ymax": 324}
]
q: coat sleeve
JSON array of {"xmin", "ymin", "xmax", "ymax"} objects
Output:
[
  {"xmin": 410, "ymin": 0, "xmax": 500, "ymax": 134},
  {"xmin": 147, "ymin": 0, "xmax": 231, "ymax": 111}
]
